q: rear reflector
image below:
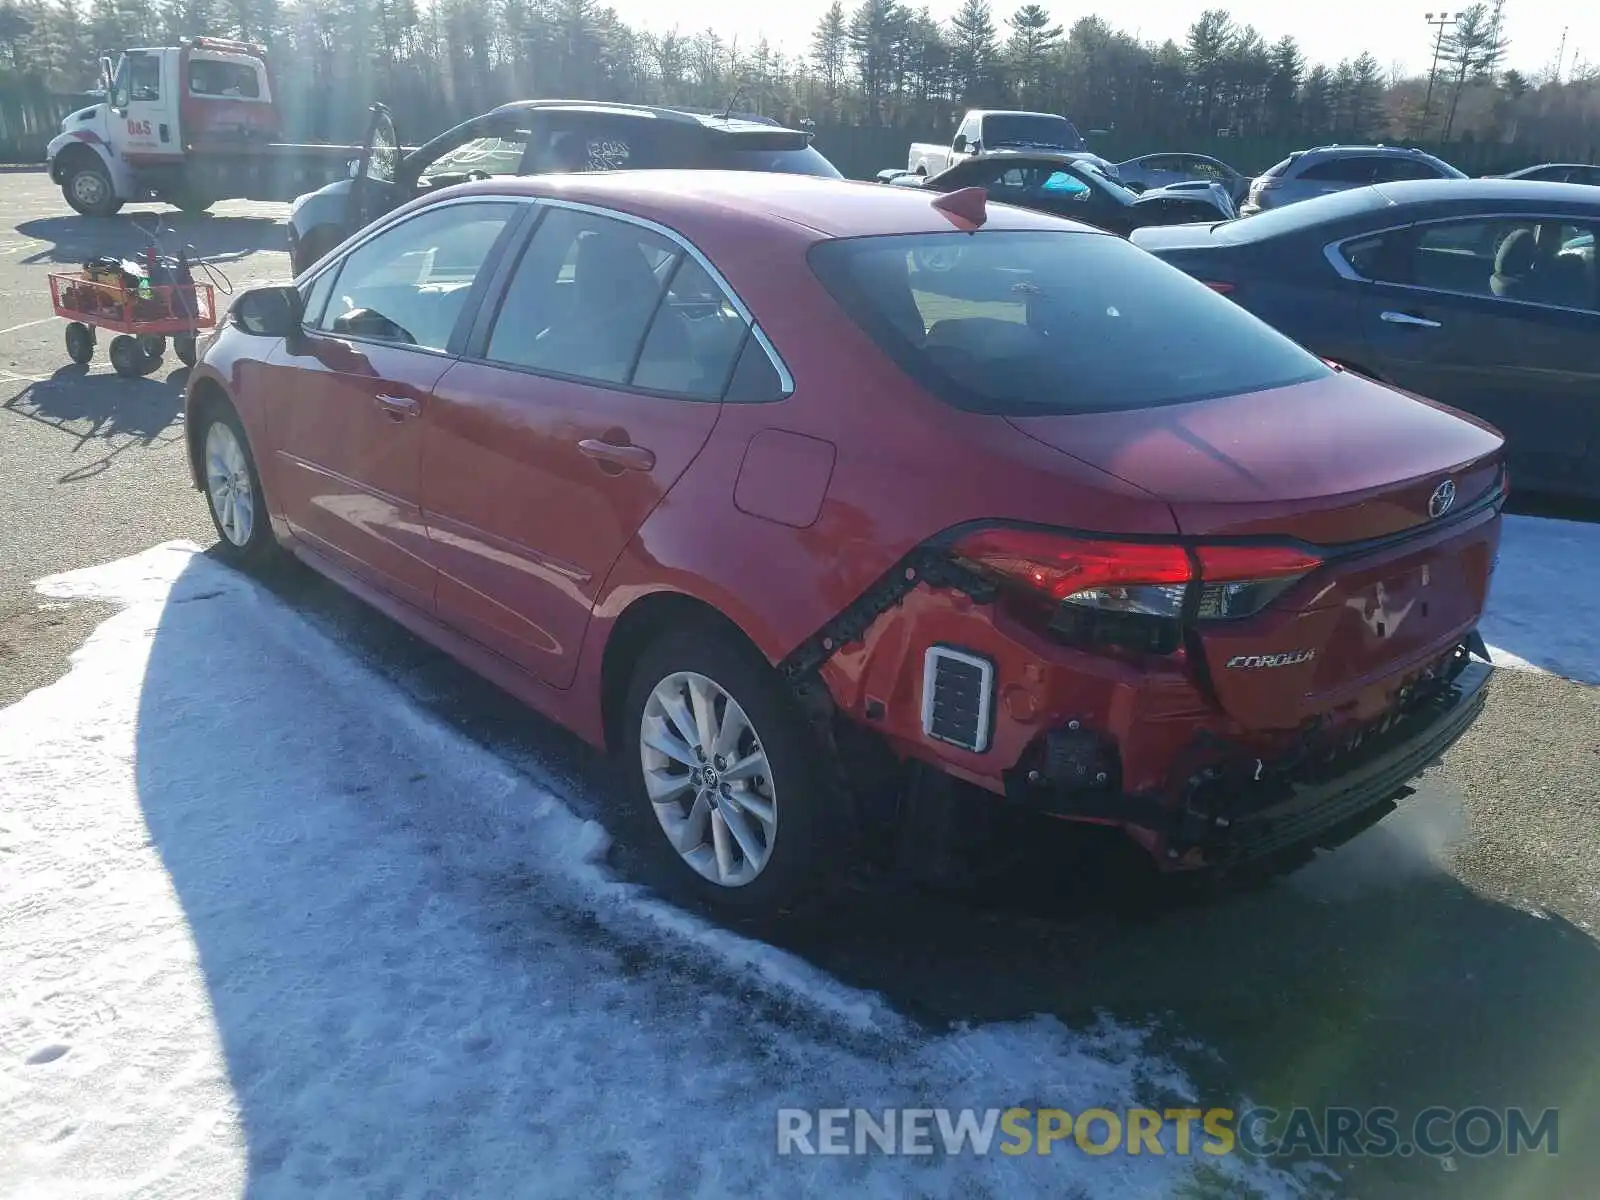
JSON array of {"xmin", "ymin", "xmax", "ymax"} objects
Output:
[{"xmin": 922, "ymin": 646, "xmax": 995, "ymax": 752}]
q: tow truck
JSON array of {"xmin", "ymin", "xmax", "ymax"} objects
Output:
[{"xmin": 46, "ymin": 37, "xmax": 364, "ymax": 216}]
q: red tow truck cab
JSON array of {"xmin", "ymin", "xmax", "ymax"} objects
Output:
[{"xmin": 47, "ymin": 37, "xmax": 360, "ymax": 217}]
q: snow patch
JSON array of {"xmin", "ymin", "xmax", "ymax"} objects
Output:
[
  {"xmin": 3, "ymin": 543, "xmax": 1301, "ymax": 1199},
  {"xmin": 1482, "ymin": 515, "xmax": 1600, "ymax": 686}
]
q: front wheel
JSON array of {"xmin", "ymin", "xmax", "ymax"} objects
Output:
[
  {"xmin": 197, "ymin": 403, "xmax": 277, "ymax": 565},
  {"xmin": 65, "ymin": 322, "xmax": 95, "ymax": 364},
  {"xmin": 62, "ymin": 159, "xmax": 122, "ymax": 217},
  {"xmin": 621, "ymin": 627, "xmax": 842, "ymax": 919}
]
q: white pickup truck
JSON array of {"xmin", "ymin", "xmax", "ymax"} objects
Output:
[{"xmin": 907, "ymin": 109, "xmax": 1095, "ymax": 176}]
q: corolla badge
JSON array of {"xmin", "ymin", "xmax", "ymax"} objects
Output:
[
  {"xmin": 1428, "ymin": 479, "xmax": 1457, "ymax": 519},
  {"xmin": 1225, "ymin": 650, "xmax": 1315, "ymax": 669}
]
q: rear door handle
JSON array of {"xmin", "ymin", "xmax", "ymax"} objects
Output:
[
  {"xmin": 1380, "ymin": 311, "xmax": 1442, "ymax": 329},
  {"xmin": 375, "ymin": 393, "xmax": 420, "ymax": 420},
  {"xmin": 578, "ymin": 438, "xmax": 655, "ymax": 472}
]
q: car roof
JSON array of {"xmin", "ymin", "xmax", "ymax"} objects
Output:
[
  {"xmin": 429, "ymin": 169, "xmax": 1096, "ymax": 240},
  {"xmin": 486, "ymin": 98, "xmax": 792, "ymax": 137},
  {"xmin": 960, "ymin": 149, "xmax": 1096, "ymax": 165},
  {"xmin": 1505, "ymin": 162, "xmax": 1593, "ymax": 173},
  {"xmin": 1299, "ymin": 144, "xmax": 1438, "ymax": 157},
  {"xmin": 1368, "ymin": 177, "xmax": 1600, "ymax": 208}
]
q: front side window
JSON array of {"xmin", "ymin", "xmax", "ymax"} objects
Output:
[
  {"xmin": 485, "ymin": 207, "xmax": 755, "ymax": 396},
  {"xmin": 1339, "ymin": 218, "xmax": 1599, "ymax": 311},
  {"xmin": 119, "ymin": 54, "xmax": 160, "ymax": 103},
  {"xmin": 317, "ymin": 202, "xmax": 517, "ymax": 351},
  {"xmin": 809, "ymin": 230, "xmax": 1327, "ymax": 416}
]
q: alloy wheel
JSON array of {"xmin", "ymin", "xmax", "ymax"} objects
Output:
[
  {"xmin": 639, "ymin": 670, "xmax": 778, "ymax": 887},
  {"xmin": 205, "ymin": 420, "xmax": 255, "ymax": 547}
]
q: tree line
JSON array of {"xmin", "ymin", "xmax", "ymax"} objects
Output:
[{"xmin": 1, "ymin": 0, "xmax": 1597, "ymax": 169}]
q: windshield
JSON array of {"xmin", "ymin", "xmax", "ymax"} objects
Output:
[
  {"xmin": 1079, "ymin": 163, "xmax": 1137, "ymax": 202},
  {"xmin": 714, "ymin": 144, "xmax": 843, "ymax": 179},
  {"xmin": 808, "ymin": 231, "xmax": 1328, "ymax": 416},
  {"xmin": 983, "ymin": 114, "xmax": 1085, "ymax": 152}
]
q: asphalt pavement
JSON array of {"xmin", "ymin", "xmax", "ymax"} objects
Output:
[{"xmin": 2, "ymin": 169, "xmax": 1598, "ymax": 1198}]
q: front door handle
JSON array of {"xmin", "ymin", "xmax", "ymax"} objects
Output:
[
  {"xmin": 375, "ymin": 393, "xmax": 420, "ymax": 420},
  {"xmin": 578, "ymin": 437, "xmax": 655, "ymax": 472},
  {"xmin": 1380, "ymin": 310, "xmax": 1442, "ymax": 329}
]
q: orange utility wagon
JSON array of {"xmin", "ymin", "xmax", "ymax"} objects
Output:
[{"xmin": 49, "ymin": 269, "xmax": 218, "ymax": 378}]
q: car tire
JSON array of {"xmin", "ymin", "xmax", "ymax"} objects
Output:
[
  {"xmin": 620, "ymin": 625, "xmax": 843, "ymax": 920},
  {"xmin": 196, "ymin": 402, "xmax": 277, "ymax": 566},
  {"xmin": 62, "ymin": 157, "xmax": 123, "ymax": 217},
  {"xmin": 172, "ymin": 192, "xmax": 213, "ymax": 215}
]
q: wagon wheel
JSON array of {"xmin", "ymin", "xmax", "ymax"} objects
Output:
[
  {"xmin": 137, "ymin": 334, "xmax": 167, "ymax": 359},
  {"xmin": 65, "ymin": 322, "xmax": 95, "ymax": 364},
  {"xmin": 109, "ymin": 335, "xmax": 146, "ymax": 378},
  {"xmin": 174, "ymin": 334, "xmax": 198, "ymax": 367}
]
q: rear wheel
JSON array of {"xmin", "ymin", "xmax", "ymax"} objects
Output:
[
  {"xmin": 108, "ymin": 335, "xmax": 144, "ymax": 377},
  {"xmin": 621, "ymin": 627, "xmax": 841, "ymax": 919}
]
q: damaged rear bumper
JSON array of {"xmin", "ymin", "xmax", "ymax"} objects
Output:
[{"xmin": 1007, "ymin": 641, "xmax": 1494, "ymax": 866}]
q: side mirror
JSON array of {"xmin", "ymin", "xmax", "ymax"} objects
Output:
[
  {"xmin": 232, "ymin": 285, "xmax": 303, "ymax": 338},
  {"xmin": 969, "ymin": 139, "xmax": 982, "ymax": 154},
  {"xmin": 100, "ymin": 57, "xmax": 113, "ymax": 93},
  {"xmin": 952, "ymin": 134, "xmax": 967, "ymax": 153}
]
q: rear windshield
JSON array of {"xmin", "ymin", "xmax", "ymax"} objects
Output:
[
  {"xmin": 983, "ymin": 114, "xmax": 1086, "ymax": 152},
  {"xmin": 1224, "ymin": 184, "xmax": 1395, "ymax": 241},
  {"xmin": 808, "ymin": 230, "xmax": 1328, "ymax": 415},
  {"xmin": 714, "ymin": 144, "xmax": 843, "ymax": 179}
]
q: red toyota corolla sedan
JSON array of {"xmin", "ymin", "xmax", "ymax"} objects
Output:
[{"xmin": 184, "ymin": 171, "xmax": 1505, "ymax": 917}]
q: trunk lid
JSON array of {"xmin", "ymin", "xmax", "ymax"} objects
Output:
[{"xmin": 1007, "ymin": 371, "xmax": 1506, "ymax": 727}]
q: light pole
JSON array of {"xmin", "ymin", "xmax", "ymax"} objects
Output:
[{"xmin": 1422, "ymin": 11, "xmax": 1458, "ymax": 137}]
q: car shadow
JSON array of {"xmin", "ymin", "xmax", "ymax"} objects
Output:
[
  {"xmin": 3, "ymin": 363, "xmax": 188, "ymax": 480},
  {"xmin": 14, "ymin": 212, "xmax": 282, "ymax": 268},
  {"xmin": 117, "ymin": 548, "xmax": 1600, "ymax": 1199}
]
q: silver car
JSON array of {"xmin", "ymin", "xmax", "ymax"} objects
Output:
[
  {"xmin": 1241, "ymin": 145, "xmax": 1465, "ymax": 216},
  {"xmin": 1115, "ymin": 152, "xmax": 1249, "ymax": 207}
]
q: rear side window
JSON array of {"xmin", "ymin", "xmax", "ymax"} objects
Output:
[
  {"xmin": 1298, "ymin": 157, "xmax": 1381, "ymax": 183},
  {"xmin": 808, "ymin": 230, "xmax": 1328, "ymax": 415}
]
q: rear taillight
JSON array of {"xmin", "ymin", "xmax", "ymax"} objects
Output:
[
  {"xmin": 1193, "ymin": 544, "xmax": 1323, "ymax": 619},
  {"xmin": 1201, "ymin": 281, "xmax": 1235, "ymax": 294},
  {"xmin": 951, "ymin": 529, "xmax": 1323, "ymax": 653}
]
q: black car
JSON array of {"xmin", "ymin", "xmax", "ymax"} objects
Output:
[
  {"xmin": 1131, "ymin": 179, "xmax": 1600, "ymax": 500},
  {"xmin": 888, "ymin": 150, "xmax": 1236, "ymax": 235},
  {"xmin": 1493, "ymin": 163, "xmax": 1600, "ymax": 186},
  {"xmin": 288, "ymin": 100, "xmax": 842, "ymax": 274}
]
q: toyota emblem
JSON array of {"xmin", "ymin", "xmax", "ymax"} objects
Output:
[{"xmin": 1428, "ymin": 479, "xmax": 1456, "ymax": 519}]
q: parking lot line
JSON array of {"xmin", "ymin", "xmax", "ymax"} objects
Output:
[{"xmin": 0, "ymin": 316, "xmax": 54, "ymax": 337}]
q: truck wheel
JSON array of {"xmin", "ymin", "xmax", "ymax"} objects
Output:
[
  {"xmin": 65, "ymin": 322, "xmax": 95, "ymax": 364},
  {"xmin": 62, "ymin": 158, "xmax": 122, "ymax": 217}
]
